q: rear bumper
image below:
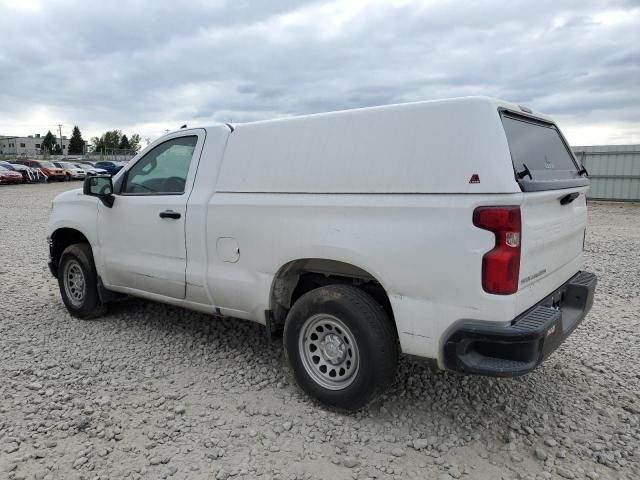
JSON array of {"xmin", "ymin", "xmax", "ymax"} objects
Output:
[{"xmin": 443, "ymin": 271, "xmax": 597, "ymax": 376}]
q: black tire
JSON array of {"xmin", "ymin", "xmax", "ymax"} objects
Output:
[
  {"xmin": 65, "ymin": 173, "xmax": 71, "ymax": 181},
  {"xmin": 57, "ymin": 243, "xmax": 107, "ymax": 319},
  {"xmin": 283, "ymin": 284, "xmax": 398, "ymax": 410}
]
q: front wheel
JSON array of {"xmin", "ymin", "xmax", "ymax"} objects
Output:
[
  {"xmin": 283, "ymin": 284, "xmax": 398, "ymax": 410},
  {"xmin": 58, "ymin": 243, "xmax": 106, "ymax": 319}
]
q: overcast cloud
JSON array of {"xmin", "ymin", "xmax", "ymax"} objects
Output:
[{"xmin": 0, "ymin": 0, "xmax": 638, "ymax": 145}]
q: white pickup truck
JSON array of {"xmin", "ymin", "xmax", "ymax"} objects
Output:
[{"xmin": 47, "ymin": 97, "xmax": 597, "ymax": 410}]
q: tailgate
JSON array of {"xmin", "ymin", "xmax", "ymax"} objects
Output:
[
  {"xmin": 498, "ymin": 108, "xmax": 591, "ymax": 315},
  {"xmin": 515, "ymin": 187, "xmax": 588, "ymax": 314}
]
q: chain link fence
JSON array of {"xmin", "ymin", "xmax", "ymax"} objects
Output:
[
  {"xmin": 84, "ymin": 149, "xmax": 137, "ymax": 162},
  {"xmin": 0, "ymin": 149, "xmax": 137, "ymax": 163}
]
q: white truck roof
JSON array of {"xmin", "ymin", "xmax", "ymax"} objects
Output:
[{"xmin": 214, "ymin": 97, "xmax": 547, "ymax": 194}]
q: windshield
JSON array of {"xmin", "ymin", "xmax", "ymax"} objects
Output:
[
  {"xmin": 39, "ymin": 161, "xmax": 56, "ymax": 168},
  {"xmin": 501, "ymin": 112, "xmax": 588, "ymax": 191}
]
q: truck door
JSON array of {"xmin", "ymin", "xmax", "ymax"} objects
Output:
[{"xmin": 97, "ymin": 130, "xmax": 205, "ymax": 299}]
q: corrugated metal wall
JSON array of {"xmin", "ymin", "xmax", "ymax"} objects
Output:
[{"xmin": 572, "ymin": 145, "xmax": 640, "ymax": 201}]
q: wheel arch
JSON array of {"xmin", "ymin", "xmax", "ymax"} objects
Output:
[
  {"xmin": 49, "ymin": 227, "xmax": 92, "ymax": 278},
  {"xmin": 269, "ymin": 258, "xmax": 397, "ymax": 334}
]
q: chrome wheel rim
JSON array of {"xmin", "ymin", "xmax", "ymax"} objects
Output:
[
  {"xmin": 63, "ymin": 260, "xmax": 86, "ymax": 307},
  {"xmin": 299, "ymin": 314, "xmax": 359, "ymax": 390}
]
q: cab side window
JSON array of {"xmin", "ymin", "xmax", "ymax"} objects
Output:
[{"xmin": 122, "ymin": 136, "xmax": 197, "ymax": 195}]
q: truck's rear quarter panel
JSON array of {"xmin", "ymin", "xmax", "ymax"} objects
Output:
[{"xmin": 205, "ymin": 192, "xmax": 523, "ymax": 360}]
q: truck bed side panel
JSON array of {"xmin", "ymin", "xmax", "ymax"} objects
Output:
[{"xmin": 204, "ymin": 192, "xmax": 523, "ymax": 360}]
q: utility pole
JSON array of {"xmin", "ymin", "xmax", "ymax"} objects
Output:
[{"xmin": 57, "ymin": 124, "xmax": 63, "ymax": 155}]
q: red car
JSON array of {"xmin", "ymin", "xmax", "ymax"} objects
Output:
[
  {"xmin": 16, "ymin": 159, "xmax": 66, "ymax": 180},
  {"xmin": 0, "ymin": 165, "xmax": 23, "ymax": 184}
]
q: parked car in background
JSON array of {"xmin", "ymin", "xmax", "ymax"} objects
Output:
[
  {"xmin": 94, "ymin": 161, "xmax": 124, "ymax": 176},
  {"xmin": 15, "ymin": 159, "xmax": 65, "ymax": 181},
  {"xmin": 74, "ymin": 163, "xmax": 108, "ymax": 176},
  {"xmin": 0, "ymin": 165, "xmax": 23, "ymax": 184},
  {"xmin": 3, "ymin": 163, "xmax": 47, "ymax": 183},
  {"xmin": 0, "ymin": 161, "xmax": 47, "ymax": 183},
  {"xmin": 0, "ymin": 161, "xmax": 28, "ymax": 183},
  {"xmin": 0, "ymin": 161, "xmax": 20, "ymax": 174},
  {"xmin": 53, "ymin": 161, "xmax": 87, "ymax": 180}
]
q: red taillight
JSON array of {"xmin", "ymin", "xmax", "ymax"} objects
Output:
[{"xmin": 473, "ymin": 206, "xmax": 521, "ymax": 295}]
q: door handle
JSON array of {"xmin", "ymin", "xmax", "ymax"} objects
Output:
[
  {"xmin": 559, "ymin": 192, "xmax": 580, "ymax": 205},
  {"xmin": 159, "ymin": 210, "xmax": 181, "ymax": 219}
]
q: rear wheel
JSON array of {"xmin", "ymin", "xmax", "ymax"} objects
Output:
[
  {"xmin": 58, "ymin": 243, "xmax": 106, "ymax": 319},
  {"xmin": 283, "ymin": 284, "xmax": 398, "ymax": 410}
]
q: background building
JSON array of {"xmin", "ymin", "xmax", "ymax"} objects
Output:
[{"xmin": 0, "ymin": 134, "xmax": 86, "ymax": 156}]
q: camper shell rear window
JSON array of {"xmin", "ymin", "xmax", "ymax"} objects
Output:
[{"xmin": 500, "ymin": 111, "xmax": 589, "ymax": 191}]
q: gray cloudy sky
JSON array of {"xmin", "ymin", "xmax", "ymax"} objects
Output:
[{"xmin": 0, "ymin": 0, "xmax": 638, "ymax": 145}]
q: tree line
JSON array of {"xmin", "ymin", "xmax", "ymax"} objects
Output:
[
  {"xmin": 39, "ymin": 127, "xmax": 142, "ymax": 155},
  {"xmin": 90, "ymin": 130, "xmax": 142, "ymax": 153},
  {"xmin": 40, "ymin": 126, "xmax": 86, "ymax": 155}
]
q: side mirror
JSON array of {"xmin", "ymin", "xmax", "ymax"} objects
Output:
[{"xmin": 83, "ymin": 176, "xmax": 115, "ymax": 208}]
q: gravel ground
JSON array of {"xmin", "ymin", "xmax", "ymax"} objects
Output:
[{"xmin": 0, "ymin": 182, "xmax": 638, "ymax": 480}]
